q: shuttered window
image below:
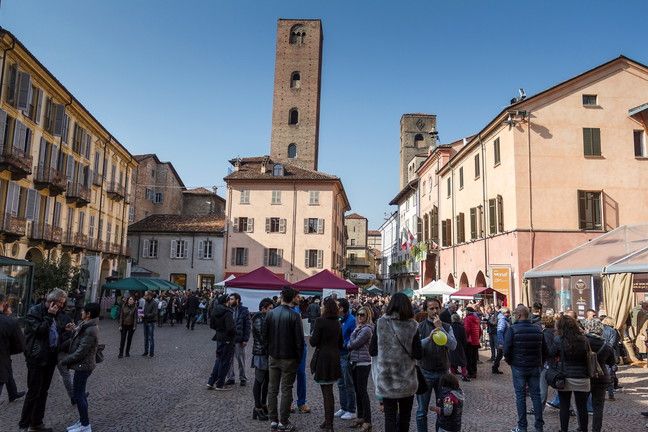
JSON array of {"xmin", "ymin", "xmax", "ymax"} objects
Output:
[
  {"xmin": 583, "ymin": 128, "xmax": 601, "ymax": 156},
  {"xmin": 456, "ymin": 213, "xmax": 465, "ymax": 243},
  {"xmin": 470, "ymin": 207, "xmax": 477, "ymax": 240},
  {"xmin": 459, "ymin": 167, "xmax": 464, "ymax": 189},
  {"xmin": 474, "ymin": 154, "xmax": 480, "ymax": 178},
  {"xmin": 170, "ymin": 239, "xmax": 187, "ymax": 259},
  {"xmin": 231, "ymin": 247, "xmax": 248, "ymax": 266},
  {"xmin": 441, "ymin": 219, "xmax": 452, "ymax": 247},
  {"xmin": 240, "ymin": 189, "xmax": 250, "ymax": 204},
  {"xmin": 305, "ymin": 249, "xmax": 323, "ymax": 268},
  {"xmin": 309, "ymin": 191, "xmax": 319, "ymax": 205},
  {"xmin": 578, "ymin": 191, "xmax": 602, "ymax": 230},
  {"xmin": 494, "ymin": 138, "xmax": 501, "ymax": 166},
  {"xmin": 271, "ymin": 190, "xmax": 281, "ymax": 204},
  {"xmin": 431, "ymin": 206, "xmax": 439, "ymax": 245},
  {"xmin": 488, "ymin": 198, "xmax": 497, "ymax": 235},
  {"xmin": 198, "ymin": 240, "xmax": 213, "ymax": 259},
  {"xmin": 304, "ymin": 218, "xmax": 324, "ymax": 234},
  {"xmin": 497, "ymin": 195, "xmax": 504, "ymax": 233},
  {"xmin": 264, "ymin": 248, "xmax": 284, "ymax": 267}
]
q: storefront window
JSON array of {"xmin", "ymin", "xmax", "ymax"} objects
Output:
[
  {"xmin": 0, "ymin": 260, "xmax": 33, "ymax": 317},
  {"xmin": 170, "ymin": 273, "xmax": 186, "ymax": 289}
]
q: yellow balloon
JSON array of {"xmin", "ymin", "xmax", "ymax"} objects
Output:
[{"xmin": 432, "ymin": 330, "xmax": 448, "ymax": 346}]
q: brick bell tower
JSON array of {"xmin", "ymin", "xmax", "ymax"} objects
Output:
[{"xmin": 270, "ymin": 19, "xmax": 323, "ymax": 171}]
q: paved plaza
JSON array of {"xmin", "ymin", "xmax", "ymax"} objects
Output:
[{"xmin": 1, "ymin": 319, "xmax": 647, "ymax": 432}]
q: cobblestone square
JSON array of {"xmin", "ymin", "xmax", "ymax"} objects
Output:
[{"xmin": 1, "ymin": 320, "xmax": 646, "ymax": 432}]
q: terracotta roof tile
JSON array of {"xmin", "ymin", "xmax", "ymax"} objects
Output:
[
  {"xmin": 345, "ymin": 213, "xmax": 366, "ymax": 220},
  {"xmin": 368, "ymin": 230, "xmax": 381, "ymax": 236},
  {"xmin": 128, "ymin": 214, "xmax": 225, "ymax": 234},
  {"xmin": 224, "ymin": 156, "xmax": 339, "ymax": 181}
]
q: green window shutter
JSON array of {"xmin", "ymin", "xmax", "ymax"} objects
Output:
[
  {"xmin": 583, "ymin": 128, "xmax": 592, "ymax": 155},
  {"xmin": 489, "ymin": 199, "xmax": 497, "ymax": 234},
  {"xmin": 497, "ymin": 195, "xmax": 504, "ymax": 232},
  {"xmin": 592, "ymin": 128, "xmax": 601, "ymax": 156},
  {"xmin": 470, "ymin": 208, "xmax": 477, "ymax": 240}
]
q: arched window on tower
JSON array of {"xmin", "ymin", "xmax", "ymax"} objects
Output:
[
  {"xmin": 288, "ymin": 143, "xmax": 297, "ymax": 159},
  {"xmin": 289, "ymin": 108, "xmax": 299, "ymax": 125},
  {"xmin": 289, "ymin": 25, "xmax": 306, "ymax": 44},
  {"xmin": 290, "ymin": 72, "xmax": 301, "ymax": 89},
  {"xmin": 414, "ymin": 134, "xmax": 424, "ymax": 147}
]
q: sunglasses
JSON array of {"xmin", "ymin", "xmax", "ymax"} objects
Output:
[{"xmin": 357, "ymin": 313, "xmax": 367, "ymax": 316}]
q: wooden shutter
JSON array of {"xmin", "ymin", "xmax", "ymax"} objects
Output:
[
  {"xmin": 265, "ymin": 218, "xmax": 271, "ymax": 233},
  {"xmin": 170, "ymin": 240, "xmax": 177, "ymax": 258},
  {"xmin": 263, "ymin": 248, "xmax": 269, "ymax": 266},
  {"xmin": 317, "ymin": 218, "xmax": 325, "ymax": 234},
  {"xmin": 16, "ymin": 71, "xmax": 31, "ymax": 111},
  {"xmin": 304, "ymin": 218, "xmax": 309, "ymax": 234},
  {"xmin": 305, "ymin": 250, "xmax": 310, "ymax": 268},
  {"xmin": 246, "ymin": 218, "xmax": 254, "ymax": 233},
  {"xmin": 233, "ymin": 217, "xmax": 239, "ymax": 232},
  {"xmin": 470, "ymin": 208, "xmax": 477, "ymax": 240},
  {"xmin": 142, "ymin": 239, "xmax": 150, "ymax": 258},
  {"xmin": 592, "ymin": 128, "xmax": 601, "ymax": 155},
  {"xmin": 497, "ymin": 195, "xmax": 504, "ymax": 232},
  {"xmin": 53, "ymin": 104, "xmax": 65, "ymax": 136},
  {"xmin": 278, "ymin": 218, "xmax": 285, "ymax": 233},
  {"xmin": 13, "ymin": 120, "xmax": 25, "ymax": 151},
  {"xmin": 230, "ymin": 248, "xmax": 236, "ymax": 265},
  {"xmin": 198, "ymin": 240, "xmax": 204, "ymax": 259},
  {"xmin": 7, "ymin": 64, "xmax": 17, "ymax": 104},
  {"xmin": 24, "ymin": 127, "xmax": 32, "ymax": 154},
  {"xmin": 317, "ymin": 250, "xmax": 323, "ymax": 269},
  {"xmin": 243, "ymin": 248, "xmax": 248, "ymax": 265},
  {"xmin": 0, "ymin": 109, "xmax": 6, "ymax": 152},
  {"xmin": 489, "ymin": 199, "xmax": 497, "ymax": 234},
  {"xmin": 38, "ymin": 137, "xmax": 47, "ymax": 166},
  {"xmin": 50, "ymin": 145, "xmax": 59, "ymax": 170},
  {"xmin": 25, "ymin": 189, "xmax": 37, "ymax": 221},
  {"xmin": 34, "ymin": 88, "xmax": 43, "ymax": 124}
]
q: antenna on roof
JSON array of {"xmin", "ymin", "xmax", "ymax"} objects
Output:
[{"xmin": 510, "ymin": 88, "xmax": 527, "ymax": 104}]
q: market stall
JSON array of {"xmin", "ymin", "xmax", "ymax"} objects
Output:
[
  {"xmin": 449, "ymin": 286, "xmax": 504, "ymax": 306},
  {"xmin": 293, "ymin": 269, "xmax": 358, "ymax": 298},
  {"xmin": 417, "ymin": 280, "xmax": 457, "ymax": 303},
  {"xmin": 225, "ymin": 267, "xmax": 291, "ymax": 311}
]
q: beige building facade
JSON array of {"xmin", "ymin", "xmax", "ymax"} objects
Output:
[
  {"xmin": 0, "ymin": 29, "xmax": 136, "ymax": 300},
  {"xmin": 417, "ymin": 56, "xmax": 648, "ymax": 306},
  {"xmin": 129, "ymin": 154, "xmax": 185, "ymax": 223}
]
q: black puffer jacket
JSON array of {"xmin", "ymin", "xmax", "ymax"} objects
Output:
[
  {"xmin": 60, "ymin": 318, "xmax": 99, "ymax": 372},
  {"xmin": 210, "ymin": 304, "xmax": 235, "ymax": 343},
  {"xmin": 232, "ymin": 305, "xmax": 251, "ymax": 343},
  {"xmin": 586, "ymin": 334, "xmax": 615, "ymax": 385},
  {"xmin": 503, "ymin": 319, "xmax": 547, "ymax": 368},
  {"xmin": 251, "ymin": 312, "xmax": 267, "ymax": 356},
  {"xmin": 262, "ymin": 304, "xmax": 304, "ymax": 361},
  {"xmin": 549, "ymin": 335, "xmax": 589, "ymax": 379},
  {"xmin": 23, "ymin": 303, "xmax": 70, "ymax": 367}
]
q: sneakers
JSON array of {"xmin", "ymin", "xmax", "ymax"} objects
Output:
[
  {"xmin": 214, "ymin": 385, "xmax": 233, "ymax": 391},
  {"xmin": 69, "ymin": 425, "xmax": 92, "ymax": 432},
  {"xmin": 67, "ymin": 421, "xmax": 81, "ymax": 431},
  {"xmin": 278, "ymin": 423, "xmax": 296, "ymax": 431},
  {"xmin": 270, "ymin": 421, "xmax": 279, "ymax": 430},
  {"xmin": 545, "ymin": 401, "xmax": 559, "ymax": 409},
  {"xmin": 9, "ymin": 391, "xmax": 26, "ymax": 402},
  {"xmin": 341, "ymin": 412, "xmax": 357, "ymax": 420},
  {"xmin": 334, "ymin": 409, "xmax": 346, "ymax": 418},
  {"xmin": 510, "ymin": 428, "xmax": 527, "ymax": 432},
  {"xmin": 206, "ymin": 384, "xmax": 215, "ymax": 390}
]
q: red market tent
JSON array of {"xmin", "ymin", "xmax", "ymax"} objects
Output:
[
  {"xmin": 225, "ymin": 267, "xmax": 292, "ymax": 311},
  {"xmin": 293, "ymin": 269, "xmax": 359, "ymax": 295}
]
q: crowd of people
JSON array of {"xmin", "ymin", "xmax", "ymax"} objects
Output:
[{"xmin": 1, "ymin": 286, "xmax": 647, "ymax": 432}]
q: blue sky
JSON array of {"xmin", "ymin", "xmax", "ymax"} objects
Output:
[{"xmin": 2, "ymin": 1, "xmax": 647, "ymax": 229}]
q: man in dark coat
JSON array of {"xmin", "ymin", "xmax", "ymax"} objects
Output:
[
  {"xmin": 19, "ymin": 288, "xmax": 71, "ymax": 432},
  {"xmin": 0, "ymin": 293, "xmax": 25, "ymax": 403},
  {"xmin": 226, "ymin": 292, "xmax": 251, "ymax": 386},
  {"xmin": 185, "ymin": 290, "xmax": 200, "ymax": 330},
  {"xmin": 207, "ymin": 294, "xmax": 236, "ymax": 390}
]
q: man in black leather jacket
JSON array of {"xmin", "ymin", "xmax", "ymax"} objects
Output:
[
  {"xmin": 207, "ymin": 294, "xmax": 236, "ymax": 390},
  {"xmin": 262, "ymin": 287, "xmax": 304, "ymax": 431},
  {"xmin": 19, "ymin": 288, "xmax": 71, "ymax": 432}
]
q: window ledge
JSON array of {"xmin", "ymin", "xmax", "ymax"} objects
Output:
[
  {"xmin": 271, "ymin": 203, "xmax": 282, "ymax": 205},
  {"xmin": 583, "ymin": 105, "xmax": 602, "ymax": 109},
  {"xmin": 584, "ymin": 155, "xmax": 605, "ymax": 159},
  {"xmin": 635, "ymin": 156, "xmax": 648, "ymax": 160}
]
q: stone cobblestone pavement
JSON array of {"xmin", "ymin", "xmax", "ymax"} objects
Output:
[{"xmin": 1, "ymin": 320, "xmax": 646, "ymax": 432}]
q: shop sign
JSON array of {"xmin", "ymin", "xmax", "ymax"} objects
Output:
[
  {"xmin": 570, "ymin": 276, "xmax": 592, "ymax": 318},
  {"xmin": 633, "ymin": 273, "xmax": 648, "ymax": 292},
  {"xmin": 491, "ymin": 266, "xmax": 511, "ymax": 301}
]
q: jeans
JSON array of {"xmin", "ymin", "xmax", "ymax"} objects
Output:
[
  {"xmin": 119, "ymin": 325, "xmax": 135, "ymax": 356},
  {"xmin": 0, "ymin": 362, "xmax": 19, "ymax": 400},
  {"xmin": 493, "ymin": 348, "xmax": 504, "ymax": 371},
  {"xmin": 384, "ymin": 395, "xmax": 414, "ymax": 432},
  {"xmin": 465, "ymin": 344, "xmax": 479, "ymax": 377},
  {"xmin": 590, "ymin": 384, "xmax": 606, "ymax": 432},
  {"xmin": 19, "ymin": 360, "xmax": 57, "ymax": 428},
  {"xmin": 73, "ymin": 370, "xmax": 92, "ymax": 426},
  {"xmin": 337, "ymin": 353, "xmax": 356, "ymax": 413},
  {"xmin": 208, "ymin": 341, "xmax": 235, "ymax": 388},
  {"xmin": 186, "ymin": 313, "xmax": 197, "ymax": 329},
  {"xmin": 558, "ymin": 390, "xmax": 588, "ymax": 432},
  {"xmin": 488, "ymin": 331, "xmax": 497, "ymax": 359},
  {"xmin": 57, "ymin": 361, "xmax": 74, "ymax": 401},
  {"xmin": 296, "ymin": 344, "xmax": 307, "ymax": 406},
  {"xmin": 351, "ymin": 364, "xmax": 372, "ymax": 424},
  {"xmin": 253, "ymin": 368, "xmax": 269, "ymax": 408},
  {"xmin": 511, "ymin": 366, "xmax": 544, "ymax": 431},
  {"xmin": 538, "ymin": 367, "xmax": 549, "ymax": 409},
  {"xmin": 416, "ymin": 367, "xmax": 443, "ymax": 432},
  {"xmin": 267, "ymin": 357, "xmax": 298, "ymax": 424},
  {"xmin": 227, "ymin": 342, "xmax": 248, "ymax": 383},
  {"xmin": 143, "ymin": 322, "xmax": 155, "ymax": 355}
]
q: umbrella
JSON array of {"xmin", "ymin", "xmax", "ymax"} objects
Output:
[
  {"xmin": 103, "ymin": 277, "xmax": 181, "ymax": 291},
  {"xmin": 364, "ymin": 285, "xmax": 383, "ymax": 296}
]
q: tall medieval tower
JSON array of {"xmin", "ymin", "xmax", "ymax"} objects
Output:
[
  {"xmin": 270, "ymin": 19, "xmax": 323, "ymax": 171},
  {"xmin": 399, "ymin": 114, "xmax": 437, "ymax": 188}
]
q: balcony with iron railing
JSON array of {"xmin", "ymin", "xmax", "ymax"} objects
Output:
[
  {"xmin": 0, "ymin": 212, "xmax": 26, "ymax": 237},
  {"xmin": 0, "ymin": 145, "xmax": 33, "ymax": 179},
  {"xmin": 30, "ymin": 222, "xmax": 54, "ymax": 243},
  {"xmin": 92, "ymin": 173, "xmax": 103, "ymax": 187},
  {"xmin": 106, "ymin": 181, "xmax": 125, "ymax": 201},
  {"xmin": 34, "ymin": 163, "xmax": 67, "ymax": 196},
  {"xmin": 74, "ymin": 232, "xmax": 88, "ymax": 249},
  {"xmin": 62, "ymin": 229, "xmax": 74, "ymax": 246},
  {"xmin": 65, "ymin": 182, "xmax": 91, "ymax": 207},
  {"xmin": 86, "ymin": 238, "xmax": 103, "ymax": 252}
]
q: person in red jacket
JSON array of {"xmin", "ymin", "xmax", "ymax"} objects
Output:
[{"xmin": 463, "ymin": 306, "xmax": 482, "ymax": 379}]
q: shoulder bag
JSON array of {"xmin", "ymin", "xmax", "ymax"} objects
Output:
[
  {"xmin": 388, "ymin": 320, "xmax": 427, "ymax": 395},
  {"xmin": 545, "ymin": 340, "xmax": 566, "ymax": 389},
  {"xmin": 586, "ymin": 340, "xmax": 605, "ymax": 379}
]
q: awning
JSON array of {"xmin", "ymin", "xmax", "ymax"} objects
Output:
[
  {"xmin": 450, "ymin": 286, "xmax": 503, "ymax": 300},
  {"xmin": 293, "ymin": 269, "xmax": 358, "ymax": 294},
  {"xmin": 418, "ymin": 279, "xmax": 456, "ymax": 296},
  {"xmin": 629, "ymin": 102, "xmax": 648, "ymax": 126},
  {"xmin": 225, "ymin": 266, "xmax": 291, "ymax": 290},
  {"xmin": 103, "ymin": 277, "xmax": 182, "ymax": 291}
]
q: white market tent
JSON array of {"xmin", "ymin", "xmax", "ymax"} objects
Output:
[
  {"xmin": 418, "ymin": 280, "xmax": 456, "ymax": 296},
  {"xmin": 215, "ymin": 274, "xmax": 236, "ymax": 287}
]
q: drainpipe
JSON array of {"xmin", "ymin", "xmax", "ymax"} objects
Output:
[
  {"xmin": 527, "ymin": 110, "xmax": 534, "ymax": 307},
  {"xmin": 0, "ymin": 39, "xmax": 16, "ymax": 102},
  {"xmin": 223, "ymin": 185, "xmax": 232, "ymax": 272},
  {"xmin": 480, "ymin": 133, "xmax": 489, "ymax": 280},
  {"xmin": 98, "ymin": 137, "xmax": 109, "ymax": 260},
  {"xmin": 290, "ymin": 182, "xmax": 297, "ymax": 279},
  {"xmin": 450, "ymin": 160, "xmax": 456, "ymax": 280}
]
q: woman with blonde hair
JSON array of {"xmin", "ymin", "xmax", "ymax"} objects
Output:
[{"xmin": 348, "ymin": 306, "xmax": 374, "ymax": 431}]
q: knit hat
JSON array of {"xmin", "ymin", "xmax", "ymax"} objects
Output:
[{"xmin": 582, "ymin": 318, "xmax": 604, "ymax": 336}]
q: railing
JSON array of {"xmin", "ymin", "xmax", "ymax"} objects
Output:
[
  {"xmin": 0, "ymin": 212, "xmax": 26, "ymax": 236},
  {"xmin": 65, "ymin": 182, "xmax": 91, "ymax": 205},
  {"xmin": 74, "ymin": 232, "xmax": 88, "ymax": 248},
  {"xmin": 92, "ymin": 173, "xmax": 103, "ymax": 187},
  {"xmin": 51, "ymin": 226, "xmax": 63, "ymax": 243},
  {"xmin": 62, "ymin": 229, "xmax": 74, "ymax": 246},
  {"xmin": 0, "ymin": 146, "xmax": 33, "ymax": 177},
  {"xmin": 106, "ymin": 181, "xmax": 125, "ymax": 200},
  {"xmin": 30, "ymin": 222, "xmax": 52, "ymax": 241},
  {"xmin": 34, "ymin": 164, "xmax": 67, "ymax": 193}
]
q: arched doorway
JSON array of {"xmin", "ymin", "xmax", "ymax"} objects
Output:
[
  {"xmin": 25, "ymin": 247, "xmax": 44, "ymax": 263},
  {"xmin": 475, "ymin": 271, "xmax": 487, "ymax": 287},
  {"xmin": 459, "ymin": 272, "xmax": 469, "ymax": 288},
  {"xmin": 447, "ymin": 273, "xmax": 455, "ymax": 288}
]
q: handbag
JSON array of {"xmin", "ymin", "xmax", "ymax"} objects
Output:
[
  {"xmin": 545, "ymin": 340, "xmax": 566, "ymax": 390},
  {"xmin": 586, "ymin": 341, "xmax": 605, "ymax": 379},
  {"xmin": 388, "ymin": 320, "xmax": 428, "ymax": 395},
  {"xmin": 95, "ymin": 344, "xmax": 105, "ymax": 364}
]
